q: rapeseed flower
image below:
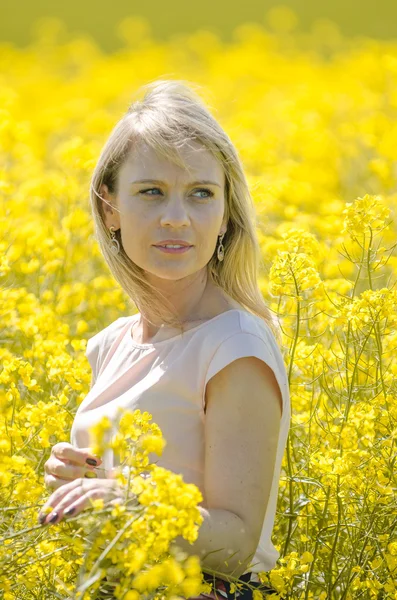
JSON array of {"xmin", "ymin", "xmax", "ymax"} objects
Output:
[{"xmin": 0, "ymin": 13, "xmax": 396, "ymax": 599}]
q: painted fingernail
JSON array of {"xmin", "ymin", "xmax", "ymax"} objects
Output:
[
  {"xmin": 38, "ymin": 513, "xmax": 46, "ymax": 525},
  {"xmin": 48, "ymin": 512, "xmax": 58, "ymax": 524},
  {"xmin": 85, "ymin": 471, "xmax": 97, "ymax": 478},
  {"xmin": 64, "ymin": 506, "xmax": 76, "ymax": 516},
  {"xmin": 86, "ymin": 458, "xmax": 98, "ymax": 466}
]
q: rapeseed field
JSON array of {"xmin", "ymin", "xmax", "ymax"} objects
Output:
[{"xmin": 1, "ymin": 13, "xmax": 396, "ymax": 599}]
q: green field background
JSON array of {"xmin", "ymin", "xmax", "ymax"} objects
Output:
[{"xmin": 1, "ymin": 0, "xmax": 396, "ymax": 51}]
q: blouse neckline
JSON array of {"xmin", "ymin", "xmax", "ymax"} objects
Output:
[{"xmin": 127, "ymin": 308, "xmax": 246, "ymax": 349}]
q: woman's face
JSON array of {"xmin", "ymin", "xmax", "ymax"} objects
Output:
[{"xmin": 101, "ymin": 139, "xmax": 227, "ymax": 283}]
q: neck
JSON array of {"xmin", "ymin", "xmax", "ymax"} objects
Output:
[{"xmin": 137, "ymin": 269, "xmax": 215, "ymax": 337}]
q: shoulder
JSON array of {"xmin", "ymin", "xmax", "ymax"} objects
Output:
[
  {"xmin": 205, "ymin": 309, "xmax": 284, "ymax": 375},
  {"xmin": 203, "ymin": 309, "xmax": 289, "ymax": 418},
  {"xmin": 85, "ymin": 316, "xmax": 131, "ymax": 380},
  {"xmin": 206, "ymin": 351, "xmax": 283, "ymax": 417},
  {"xmin": 86, "ymin": 316, "xmax": 129, "ymax": 357}
]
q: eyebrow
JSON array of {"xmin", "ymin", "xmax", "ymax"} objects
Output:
[{"xmin": 130, "ymin": 179, "xmax": 221, "ymax": 188}]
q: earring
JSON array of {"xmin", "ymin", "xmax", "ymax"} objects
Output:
[
  {"xmin": 217, "ymin": 232, "xmax": 225, "ymax": 262},
  {"xmin": 109, "ymin": 226, "xmax": 120, "ymax": 255}
]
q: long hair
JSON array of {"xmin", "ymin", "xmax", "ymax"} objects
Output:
[{"xmin": 89, "ymin": 78, "xmax": 281, "ymax": 341}]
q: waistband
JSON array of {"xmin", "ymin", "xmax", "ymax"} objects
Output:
[{"xmin": 202, "ymin": 571, "xmax": 277, "ymax": 598}]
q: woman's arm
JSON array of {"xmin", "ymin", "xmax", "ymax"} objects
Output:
[{"xmin": 174, "ymin": 355, "xmax": 283, "ymax": 579}]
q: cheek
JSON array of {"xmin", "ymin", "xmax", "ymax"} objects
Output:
[{"xmin": 119, "ymin": 208, "xmax": 151, "ymax": 236}]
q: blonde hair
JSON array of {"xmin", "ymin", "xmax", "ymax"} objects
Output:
[{"xmin": 89, "ymin": 78, "xmax": 281, "ymax": 342}]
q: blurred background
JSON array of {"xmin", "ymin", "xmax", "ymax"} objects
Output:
[{"xmin": 1, "ymin": 0, "xmax": 397, "ymax": 51}]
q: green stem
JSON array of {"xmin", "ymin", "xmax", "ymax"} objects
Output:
[
  {"xmin": 304, "ymin": 486, "xmax": 331, "ymax": 599},
  {"xmin": 282, "ymin": 259, "xmax": 301, "ymax": 559},
  {"xmin": 75, "ymin": 513, "xmax": 142, "ymax": 595}
]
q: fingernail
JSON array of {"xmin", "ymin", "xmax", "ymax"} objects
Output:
[
  {"xmin": 38, "ymin": 513, "xmax": 46, "ymax": 525},
  {"xmin": 86, "ymin": 458, "xmax": 98, "ymax": 466},
  {"xmin": 64, "ymin": 506, "xmax": 76, "ymax": 516},
  {"xmin": 85, "ymin": 471, "xmax": 98, "ymax": 478},
  {"xmin": 48, "ymin": 512, "xmax": 58, "ymax": 524}
]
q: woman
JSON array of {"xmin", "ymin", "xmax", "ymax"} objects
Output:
[{"xmin": 39, "ymin": 79, "xmax": 290, "ymax": 598}]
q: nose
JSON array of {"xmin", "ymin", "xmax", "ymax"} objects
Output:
[{"xmin": 159, "ymin": 195, "xmax": 191, "ymax": 228}]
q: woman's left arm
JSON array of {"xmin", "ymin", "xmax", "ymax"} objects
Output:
[{"xmin": 174, "ymin": 355, "xmax": 282, "ymax": 579}]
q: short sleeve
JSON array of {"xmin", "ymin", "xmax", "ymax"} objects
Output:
[
  {"xmin": 202, "ymin": 331, "xmax": 287, "ymax": 417},
  {"xmin": 84, "ymin": 317, "xmax": 128, "ymax": 386},
  {"xmin": 85, "ymin": 331, "xmax": 104, "ymax": 386}
]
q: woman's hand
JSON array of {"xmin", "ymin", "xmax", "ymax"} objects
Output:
[
  {"xmin": 43, "ymin": 442, "xmax": 105, "ymax": 491},
  {"xmin": 37, "ymin": 476, "xmax": 126, "ymax": 526}
]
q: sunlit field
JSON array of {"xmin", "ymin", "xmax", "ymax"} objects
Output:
[{"xmin": 1, "ymin": 10, "xmax": 397, "ymax": 599}]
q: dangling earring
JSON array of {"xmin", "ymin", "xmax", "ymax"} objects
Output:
[
  {"xmin": 109, "ymin": 226, "xmax": 120, "ymax": 255},
  {"xmin": 217, "ymin": 232, "xmax": 225, "ymax": 262}
]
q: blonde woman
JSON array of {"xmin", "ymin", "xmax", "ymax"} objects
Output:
[{"xmin": 39, "ymin": 80, "xmax": 290, "ymax": 599}]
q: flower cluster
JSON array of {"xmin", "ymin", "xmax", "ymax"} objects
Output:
[
  {"xmin": 342, "ymin": 194, "xmax": 391, "ymax": 241},
  {"xmin": 335, "ymin": 287, "xmax": 397, "ymax": 334},
  {"xmin": 55, "ymin": 409, "xmax": 205, "ymax": 599},
  {"xmin": 269, "ymin": 229, "xmax": 322, "ymax": 298}
]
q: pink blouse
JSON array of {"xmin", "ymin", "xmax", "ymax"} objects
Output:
[{"xmin": 70, "ymin": 309, "xmax": 291, "ymax": 580}]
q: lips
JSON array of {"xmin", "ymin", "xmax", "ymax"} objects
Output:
[{"xmin": 154, "ymin": 242, "xmax": 193, "ymax": 247}]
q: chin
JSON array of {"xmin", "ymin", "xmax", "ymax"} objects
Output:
[{"xmin": 147, "ymin": 265, "xmax": 205, "ymax": 281}]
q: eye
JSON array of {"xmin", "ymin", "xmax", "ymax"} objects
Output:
[
  {"xmin": 139, "ymin": 188, "xmax": 214, "ymax": 199},
  {"xmin": 140, "ymin": 188, "xmax": 162, "ymax": 196},
  {"xmin": 193, "ymin": 188, "xmax": 214, "ymax": 199}
]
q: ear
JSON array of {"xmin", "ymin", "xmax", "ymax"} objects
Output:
[{"xmin": 100, "ymin": 184, "xmax": 120, "ymax": 230}]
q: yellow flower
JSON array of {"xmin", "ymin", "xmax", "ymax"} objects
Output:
[
  {"xmin": 342, "ymin": 194, "xmax": 391, "ymax": 240},
  {"xmin": 124, "ymin": 592, "xmax": 140, "ymax": 600},
  {"xmin": 140, "ymin": 434, "xmax": 166, "ymax": 456},
  {"xmin": 300, "ymin": 551, "xmax": 314, "ymax": 564}
]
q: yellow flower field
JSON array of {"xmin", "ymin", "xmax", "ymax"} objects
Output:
[{"xmin": 1, "ymin": 11, "xmax": 397, "ymax": 599}]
